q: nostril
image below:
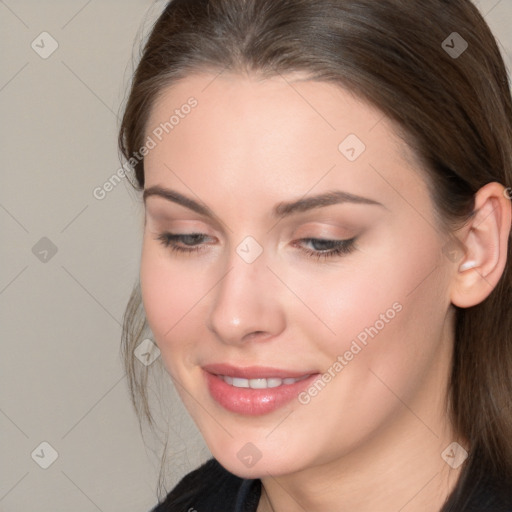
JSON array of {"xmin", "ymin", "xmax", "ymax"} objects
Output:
[{"xmin": 242, "ymin": 331, "xmax": 272, "ymax": 342}]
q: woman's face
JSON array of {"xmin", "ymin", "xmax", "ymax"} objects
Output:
[{"xmin": 140, "ymin": 72, "xmax": 457, "ymax": 478}]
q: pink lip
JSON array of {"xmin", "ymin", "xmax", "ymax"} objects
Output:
[{"xmin": 202, "ymin": 364, "xmax": 320, "ymax": 416}]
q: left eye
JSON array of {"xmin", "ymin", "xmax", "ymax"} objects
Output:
[
  {"xmin": 294, "ymin": 237, "xmax": 357, "ymax": 260},
  {"xmin": 155, "ymin": 233, "xmax": 357, "ymax": 261}
]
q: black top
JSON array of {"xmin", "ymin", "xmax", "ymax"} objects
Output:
[
  {"xmin": 150, "ymin": 458, "xmax": 260, "ymax": 512},
  {"xmin": 150, "ymin": 457, "xmax": 512, "ymax": 512}
]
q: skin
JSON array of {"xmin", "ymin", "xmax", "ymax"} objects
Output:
[{"xmin": 139, "ymin": 72, "xmax": 511, "ymax": 512}]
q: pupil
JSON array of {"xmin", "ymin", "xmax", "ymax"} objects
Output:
[
  {"xmin": 312, "ymin": 239, "xmax": 336, "ymax": 251},
  {"xmin": 183, "ymin": 234, "xmax": 203, "ymax": 245}
]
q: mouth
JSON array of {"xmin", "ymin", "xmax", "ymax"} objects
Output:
[{"xmin": 202, "ymin": 363, "xmax": 320, "ymax": 415}]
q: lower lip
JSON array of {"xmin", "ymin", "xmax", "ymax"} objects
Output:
[{"xmin": 204, "ymin": 371, "xmax": 319, "ymax": 415}]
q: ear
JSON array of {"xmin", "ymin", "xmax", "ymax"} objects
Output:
[{"xmin": 450, "ymin": 182, "xmax": 511, "ymax": 308}]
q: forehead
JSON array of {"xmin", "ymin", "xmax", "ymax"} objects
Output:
[
  {"xmin": 143, "ymin": 72, "xmax": 427, "ymax": 213},
  {"xmin": 148, "ymin": 72, "xmax": 396, "ymax": 135},
  {"xmin": 146, "ymin": 71, "xmax": 414, "ymax": 157}
]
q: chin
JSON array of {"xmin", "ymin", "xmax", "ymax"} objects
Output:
[{"xmin": 209, "ymin": 439, "xmax": 309, "ymax": 480}]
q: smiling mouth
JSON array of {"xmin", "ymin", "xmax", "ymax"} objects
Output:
[
  {"xmin": 202, "ymin": 364, "xmax": 321, "ymax": 415},
  {"xmin": 218, "ymin": 374, "xmax": 312, "ymax": 389}
]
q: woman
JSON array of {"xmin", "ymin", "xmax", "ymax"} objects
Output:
[{"xmin": 119, "ymin": 0, "xmax": 512, "ymax": 510}]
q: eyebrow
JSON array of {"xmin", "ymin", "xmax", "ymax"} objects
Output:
[{"xmin": 143, "ymin": 185, "xmax": 385, "ymax": 220}]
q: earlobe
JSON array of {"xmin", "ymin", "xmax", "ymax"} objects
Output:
[{"xmin": 450, "ymin": 182, "xmax": 511, "ymax": 308}]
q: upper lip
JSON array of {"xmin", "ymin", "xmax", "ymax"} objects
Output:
[{"xmin": 202, "ymin": 363, "xmax": 317, "ymax": 379}]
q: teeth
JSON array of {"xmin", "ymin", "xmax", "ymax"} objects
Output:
[
  {"xmin": 249, "ymin": 378, "xmax": 268, "ymax": 389},
  {"xmin": 232, "ymin": 377, "xmax": 249, "ymax": 388},
  {"xmin": 266, "ymin": 378, "xmax": 283, "ymax": 388},
  {"xmin": 220, "ymin": 375, "xmax": 309, "ymax": 389}
]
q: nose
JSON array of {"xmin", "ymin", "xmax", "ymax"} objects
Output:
[{"xmin": 206, "ymin": 251, "xmax": 286, "ymax": 345}]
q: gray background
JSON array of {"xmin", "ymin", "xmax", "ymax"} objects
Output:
[{"xmin": 1, "ymin": 1, "xmax": 511, "ymax": 511}]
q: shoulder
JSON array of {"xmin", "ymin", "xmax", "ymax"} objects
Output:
[
  {"xmin": 149, "ymin": 458, "xmax": 261, "ymax": 512},
  {"xmin": 444, "ymin": 468, "xmax": 512, "ymax": 512},
  {"xmin": 470, "ymin": 476, "xmax": 512, "ymax": 512}
]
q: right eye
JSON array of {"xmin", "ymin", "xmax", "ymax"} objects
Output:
[{"xmin": 155, "ymin": 232, "xmax": 213, "ymax": 254}]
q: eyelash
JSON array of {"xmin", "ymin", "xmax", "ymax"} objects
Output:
[{"xmin": 155, "ymin": 233, "xmax": 357, "ymax": 261}]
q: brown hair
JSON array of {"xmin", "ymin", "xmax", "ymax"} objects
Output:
[{"xmin": 118, "ymin": 0, "xmax": 512, "ymax": 506}]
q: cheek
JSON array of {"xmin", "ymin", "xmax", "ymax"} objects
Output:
[
  {"xmin": 285, "ymin": 253, "xmax": 407, "ymax": 345},
  {"xmin": 291, "ymin": 226, "xmax": 449, "ymax": 371},
  {"xmin": 139, "ymin": 243, "xmax": 207, "ymax": 366},
  {"xmin": 280, "ymin": 244, "xmax": 450, "ymax": 453}
]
